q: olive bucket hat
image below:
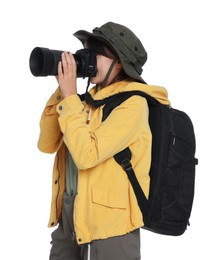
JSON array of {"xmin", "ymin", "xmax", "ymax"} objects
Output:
[{"xmin": 73, "ymin": 22, "xmax": 147, "ymax": 84}]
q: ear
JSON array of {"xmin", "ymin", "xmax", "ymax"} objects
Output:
[{"xmin": 116, "ymin": 61, "xmax": 123, "ymax": 69}]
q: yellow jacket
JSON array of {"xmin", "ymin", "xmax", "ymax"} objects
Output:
[{"xmin": 38, "ymin": 80, "xmax": 170, "ymax": 244}]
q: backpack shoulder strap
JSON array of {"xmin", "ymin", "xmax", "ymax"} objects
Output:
[
  {"xmin": 83, "ymin": 90, "xmax": 162, "ymax": 121},
  {"xmin": 102, "ymin": 90, "xmax": 161, "ymax": 121},
  {"xmin": 114, "ymin": 147, "xmax": 150, "ymax": 217}
]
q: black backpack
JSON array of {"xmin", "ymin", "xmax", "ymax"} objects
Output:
[{"xmin": 83, "ymin": 90, "xmax": 198, "ymax": 236}]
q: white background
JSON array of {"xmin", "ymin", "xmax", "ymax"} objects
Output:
[{"xmin": 1, "ymin": 0, "xmax": 219, "ymax": 259}]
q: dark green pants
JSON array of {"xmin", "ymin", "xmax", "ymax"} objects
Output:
[{"xmin": 49, "ymin": 192, "xmax": 141, "ymax": 260}]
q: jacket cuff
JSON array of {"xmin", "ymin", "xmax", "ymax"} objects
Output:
[
  {"xmin": 46, "ymin": 87, "xmax": 63, "ymax": 107},
  {"xmin": 56, "ymin": 94, "xmax": 83, "ymax": 114}
]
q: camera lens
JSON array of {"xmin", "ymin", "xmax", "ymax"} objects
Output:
[
  {"xmin": 29, "ymin": 47, "xmax": 62, "ymax": 76},
  {"xmin": 29, "ymin": 47, "xmax": 97, "ymax": 78}
]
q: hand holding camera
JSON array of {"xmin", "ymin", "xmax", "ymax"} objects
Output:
[{"xmin": 57, "ymin": 51, "xmax": 77, "ymax": 98}]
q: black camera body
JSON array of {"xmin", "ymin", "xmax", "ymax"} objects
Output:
[{"xmin": 29, "ymin": 47, "xmax": 97, "ymax": 78}]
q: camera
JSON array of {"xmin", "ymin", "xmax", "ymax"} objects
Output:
[{"xmin": 29, "ymin": 47, "xmax": 97, "ymax": 78}]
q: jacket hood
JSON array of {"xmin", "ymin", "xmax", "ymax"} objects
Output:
[{"xmin": 90, "ymin": 80, "xmax": 170, "ymax": 106}]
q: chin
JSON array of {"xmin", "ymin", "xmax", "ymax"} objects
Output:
[{"xmin": 90, "ymin": 77, "xmax": 99, "ymax": 85}]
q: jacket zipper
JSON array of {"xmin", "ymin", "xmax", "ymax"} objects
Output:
[{"xmin": 55, "ymin": 153, "xmax": 61, "ymax": 220}]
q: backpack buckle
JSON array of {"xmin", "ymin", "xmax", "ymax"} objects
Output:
[{"xmin": 121, "ymin": 159, "xmax": 132, "ymax": 171}]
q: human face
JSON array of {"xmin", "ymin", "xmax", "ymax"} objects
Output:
[{"xmin": 90, "ymin": 54, "xmax": 122, "ymax": 86}]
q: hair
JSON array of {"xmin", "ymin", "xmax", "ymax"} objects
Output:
[
  {"xmin": 85, "ymin": 36, "xmax": 117, "ymax": 59},
  {"xmin": 85, "ymin": 37, "xmax": 129, "ymax": 85}
]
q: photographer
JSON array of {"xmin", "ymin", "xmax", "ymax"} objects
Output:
[{"xmin": 37, "ymin": 21, "xmax": 169, "ymax": 260}]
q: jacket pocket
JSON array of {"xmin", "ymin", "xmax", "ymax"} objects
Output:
[{"xmin": 92, "ymin": 188, "xmax": 127, "ymax": 209}]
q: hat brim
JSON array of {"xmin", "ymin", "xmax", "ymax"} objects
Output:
[{"xmin": 73, "ymin": 30, "xmax": 146, "ymax": 84}]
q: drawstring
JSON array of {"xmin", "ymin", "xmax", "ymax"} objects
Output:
[
  {"xmin": 101, "ymin": 59, "xmax": 117, "ymax": 89},
  {"xmin": 87, "ymin": 243, "xmax": 91, "ymax": 260},
  {"xmin": 86, "ymin": 77, "xmax": 91, "ymax": 93},
  {"xmin": 86, "ymin": 107, "xmax": 92, "ymax": 126}
]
